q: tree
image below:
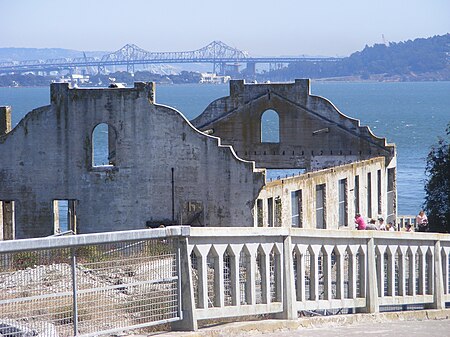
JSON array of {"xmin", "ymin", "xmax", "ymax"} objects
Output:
[{"xmin": 424, "ymin": 122, "xmax": 450, "ymax": 232}]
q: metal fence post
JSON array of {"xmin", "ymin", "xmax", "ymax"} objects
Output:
[{"xmin": 71, "ymin": 248, "xmax": 79, "ymax": 336}]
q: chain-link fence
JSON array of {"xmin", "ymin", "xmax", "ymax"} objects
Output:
[{"xmin": 0, "ymin": 228, "xmax": 186, "ymax": 337}]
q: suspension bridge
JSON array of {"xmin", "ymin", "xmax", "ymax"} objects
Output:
[{"xmin": 0, "ymin": 41, "xmax": 341, "ymax": 75}]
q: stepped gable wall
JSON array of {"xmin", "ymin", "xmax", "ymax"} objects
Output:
[
  {"xmin": 191, "ymin": 79, "xmax": 395, "ymax": 171},
  {"xmin": 0, "ymin": 82, "xmax": 264, "ymax": 238}
]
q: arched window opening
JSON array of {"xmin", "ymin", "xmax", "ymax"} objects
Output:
[
  {"xmin": 261, "ymin": 109, "xmax": 280, "ymax": 143},
  {"xmin": 92, "ymin": 123, "xmax": 117, "ymax": 167}
]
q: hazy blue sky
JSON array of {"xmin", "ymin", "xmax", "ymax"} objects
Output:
[{"xmin": 1, "ymin": 0, "xmax": 449, "ymax": 56}]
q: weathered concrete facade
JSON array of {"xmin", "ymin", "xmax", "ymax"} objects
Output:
[
  {"xmin": 0, "ymin": 79, "xmax": 397, "ymax": 238},
  {"xmin": 0, "ymin": 83, "xmax": 264, "ymax": 238},
  {"xmin": 192, "ymin": 79, "xmax": 395, "ymax": 170},
  {"xmin": 256, "ymin": 157, "xmax": 397, "ymax": 229},
  {"xmin": 192, "ymin": 79, "xmax": 397, "ymax": 229}
]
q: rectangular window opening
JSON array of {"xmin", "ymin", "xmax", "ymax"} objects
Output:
[
  {"xmin": 377, "ymin": 169, "xmax": 382, "ymax": 215},
  {"xmin": 267, "ymin": 197, "xmax": 274, "ymax": 227},
  {"xmin": 338, "ymin": 178, "xmax": 348, "ymax": 227},
  {"xmin": 257, "ymin": 199, "xmax": 263, "ymax": 227},
  {"xmin": 53, "ymin": 199, "xmax": 77, "ymax": 234},
  {"xmin": 367, "ymin": 172, "xmax": 372, "ymax": 218},
  {"xmin": 316, "ymin": 184, "xmax": 326, "ymax": 229},
  {"xmin": 387, "ymin": 168, "xmax": 396, "ymax": 221},
  {"xmin": 354, "ymin": 175, "xmax": 360, "ymax": 214},
  {"xmin": 291, "ymin": 190, "xmax": 303, "ymax": 228},
  {"xmin": 0, "ymin": 200, "xmax": 15, "ymax": 240}
]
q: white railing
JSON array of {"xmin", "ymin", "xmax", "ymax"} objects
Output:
[
  {"xmin": 2, "ymin": 226, "xmax": 449, "ymax": 333},
  {"xmin": 176, "ymin": 228, "xmax": 450, "ymax": 330}
]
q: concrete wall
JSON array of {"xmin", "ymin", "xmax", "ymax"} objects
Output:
[
  {"xmin": 191, "ymin": 79, "xmax": 395, "ymax": 171},
  {"xmin": 255, "ymin": 157, "xmax": 397, "ymax": 229},
  {"xmin": 0, "ymin": 83, "xmax": 264, "ymax": 238}
]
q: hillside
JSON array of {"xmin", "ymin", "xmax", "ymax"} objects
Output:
[
  {"xmin": 267, "ymin": 34, "xmax": 450, "ymax": 82},
  {"xmin": 0, "ymin": 48, "xmax": 107, "ymax": 62}
]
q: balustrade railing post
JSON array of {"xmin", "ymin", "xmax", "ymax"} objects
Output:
[
  {"xmin": 277, "ymin": 234, "xmax": 296, "ymax": 319},
  {"xmin": 429, "ymin": 239, "xmax": 445, "ymax": 309},
  {"xmin": 171, "ymin": 237, "xmax": 198, "ymax": 331},
  {"xmin": 364, "ymin": 237, "xmax": 379, "ymax": 313}
]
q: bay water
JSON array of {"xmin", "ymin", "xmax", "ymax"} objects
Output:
[{"xmin": 1, "ymin": 81, "xmax": 449, "ymax": 215}]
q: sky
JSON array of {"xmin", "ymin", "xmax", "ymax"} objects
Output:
[{"xmin": 1, "ymin": 0, "xmax": 449, "ymax": 57}]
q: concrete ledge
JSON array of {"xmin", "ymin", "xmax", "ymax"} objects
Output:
[{"xmin": 144, "ymin": 309, "xmax": 450, "ymax": 337}]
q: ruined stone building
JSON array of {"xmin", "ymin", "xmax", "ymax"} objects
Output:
[{"xmin": 0, "ymin": 80, "xmax": 396, "ymax": 239}]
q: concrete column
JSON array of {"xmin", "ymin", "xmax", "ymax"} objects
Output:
[
  {"xmin": 364, "ymin": 238, "xmax": 379, "ymax": 313},
  {"xmin": 310, "ymin": 246, "xmax": 319, "ymax": 301},
  {"xmin": 0, "ymin": 106, "xmax": 12, "ymax": 135},
  {"xmin": 349, "ymin": 246, "xmax": 357, "ymax": 299},
  {"xmin": 248, "ymin": 250, "xmax": 257, "ymax": 305},
  {"xmin": 398, "ymin": 246, "xmax": 407, "ymax": 296},
  {"xmin": 336, "ymin": 246, "xmax": 345, "ymax": 299},
  {"xmin": 277, "ymin": 235, "xmax": 296, "ymax": 319},
  {"xmin": 408, "ymin": 247, "xmax": 417, "ymax": 296},
  {"xmin": 417, "ymin": 249, "xmax": 426, "ymax": 295},
  {"xmin": 230, "ymin": 245, "xmax": 241, "ymax": 306},
  {"xmin": 198, "ymin": 250, "xmax": 209, "ymax": 309},
  {"xmin": 386, "ymin": 247, "xmax": 395, "ymax": 296},
  {"xmin": 429, "ymin": 240, "xmax": 445, "ymax": 309},
  {"xmin": 442, "ymin": 248, "xmax": 449, "ymax": 295},
  {"xmin": 171, "ymin": 237, "xmax": 198, "ymax": 331},
  {"xmin": 323, "ymin": 245, "xmax": 334, "ymax": 300}
]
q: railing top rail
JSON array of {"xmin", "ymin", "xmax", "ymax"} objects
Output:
[
  {"xmin": 189, "ymin": 227, "xmax": 450, "ymax": 241},
  {"xmin": 0, "ymin": 226, "xmax": 190, "ymax": 253}
]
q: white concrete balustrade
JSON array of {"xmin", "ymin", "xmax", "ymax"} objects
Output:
[{"xmin": 177, "ymin": 228, "xmax": 450, "ymax": 330}]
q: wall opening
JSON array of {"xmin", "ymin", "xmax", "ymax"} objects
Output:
[
  {"xmin": 367, "ymin": 172, "xmax": 372, "ymax": 218},
  {"xmin": 0, "ymin": 200, "xmax": 15, "ymax": 240},
  {"xmin": 261, "ymin": 109, "xmax": 280, "ymax": 143},
  {"xmin": 53, "ymin": 199, "xmax": 77, "ymax": 234},
  {"xmin": 316, "ymin": 184, "xmax": 326, "ymax": 229},
  {"xmin": 377, "ymin": 169, "xmax": 382, "ymax": 215},
  {"xmin": 291, "ymin": 189, "xmax": 303, "ymax": 228},
  {"xmin": 387, "ymin": 168, "xmax": 395, "ymax": 222},
  {"xmin": 274, "ymin": 197, "xmax": 282, "ymax": 227},
  {"xmin": 354, "ymin": 175, "xmax": 360, "ymax": 214},
  {"xmin": 92, "ymin": 123, "xmax": 117, "ymax": 167},
  {"xmin": 256, "ymin": 199, "xmax": 263, "ymax": 227},
  {"xmin": 338, "ymin": 178, "xmax": 348, "ymax": 227},
  {"xmin": 267, "ymin": 197, "xmax": 274, "ymax": 227}
]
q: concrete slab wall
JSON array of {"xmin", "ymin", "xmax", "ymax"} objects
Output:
[
  {"xmin": 191, "ymin": 79, "xmax": 395, "ymax": 170},
  {"xmin": 255, "ymin": 157, "xmax": 396, "ymax": 229},
  {"xmin": 0, "ymin": 83, "xmax": 264, "ymax": 238}
]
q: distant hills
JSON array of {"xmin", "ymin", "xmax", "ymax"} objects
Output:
[
  {"xmin": 0, "ymin": 34, "xmax": 449, "ymax": 83},
  {"xmin": 269, "ymin": 34, "xmax": 450, "ymax": 81},
  {"xmin": 0, "ymin": 48, "xmax": 107, "ymax": 62}
]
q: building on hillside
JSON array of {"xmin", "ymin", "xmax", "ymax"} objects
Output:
[
  {"xmin": 0, "ymin": 80, "xmax": 396, "ymax": 239},
  {"xmin": 199, "ymin": 73, "xmax": 231, "ymax": 84}
]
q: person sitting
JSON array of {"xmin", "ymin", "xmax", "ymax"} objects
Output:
[
  {"xmin": 416, "ymin": 210, "xmax": 429, "ymax": 232},
  {"xmin": 405, "ymin": 223, "xmax": 413, "ymax": 232},
  {"xmin": 354, "ymin": 213, "xmax": 366, "ymax": 230},
  {"xmin": 378, "ymin": 217, "xmax": 386, "ymax": 230},
  {"xmin": 386, "ymin": 222, "xmax": 395, "ymax": 232},
  {"xmin": 366, "ymin": 219, "xmax": 378, "ymax": 230}
]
